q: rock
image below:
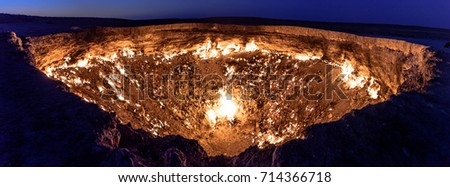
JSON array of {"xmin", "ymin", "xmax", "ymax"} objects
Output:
[
  {"xmin": 164, "ymin": 148, "xmax": 187, "ymax": 167},
  {"xmin": 6, "ymin": 32, "xmax": 23, "ymax": 51},
  {"xmin": 97, "ymin": 117, "xmax": 121, "ymax": 149},
  {"xmin": 445, "ymin": 42, "xmax": 450, "ymax": 48},
  {"xmin": 100, "ymin": 148, "xmax": 134, "ymax": 167}
]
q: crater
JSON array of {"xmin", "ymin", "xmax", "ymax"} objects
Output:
[{"xmin": 24, "ymin": 24, "xmax": 434, "ymax": 156}]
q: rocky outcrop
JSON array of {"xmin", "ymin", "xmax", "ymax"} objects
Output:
[{"xmin": 6, "ymin": 32, "xmax": 23, "ymax": 50}]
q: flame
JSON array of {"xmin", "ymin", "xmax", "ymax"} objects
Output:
[
  {"xmin": 367, "ymin": 78, "xmax": 380, "ymax": 99},
  {"xmin": 294, "ymin": 53, "xmax": 322, "ymax": 61},
  {"xmin": 348, "ymin": 75, "xmax": 367, "ymax": 89},
  {"xmin": 76, "ymin": 59, "xmax": 89, "ymax": 68},
  {"xmin": 217, "ymin": 89, "xmax": 238, "ymax": 121},
  {"xmin": 193, "ymin": 40, "xmax": 260, "ymax": 59},
  {"xmin": 340, "ymin": 60, "xmax": 355, "ymax": 82},
  {"xmin": 194, "ymin": 40, "xmax": 243, "ymax": 59},
  {"xmin": 120, "ymin": 47, "xmax": 135, "ymax": 58},
  {"xmin": 244, "ymin": 40, "xmax": 258, "ymax": 52},
  {"xmin": 205, "ymin": 88, "xmax": 239, "ymax": 124},
  {"xmin": 339, "ymin": 60, "xmax": 380, "ymax": 99},
  {"xmin": 194, "ymin": 40, "xmax": 213, "ymax": 59},
  {"xmin": 220, "ymin": 43, "xmax": 241, "ymax": 55},
  {"xmin": 340, "ymin": 60, "xmax": 367, "ymax": 89},
  {"xmin": 206, "ymin": 109, "xmax": 217, "ymax": 124}
]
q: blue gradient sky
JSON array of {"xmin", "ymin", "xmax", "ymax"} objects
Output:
[{"xmin": 1, "ymin": 0, "xmax": 449, "ymax": 29}]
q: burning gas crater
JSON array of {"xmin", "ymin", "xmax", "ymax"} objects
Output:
[{"xmin": 26, "ymin": 24, "xmax": 434, "ymax": 156}]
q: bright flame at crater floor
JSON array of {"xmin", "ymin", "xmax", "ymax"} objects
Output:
[{"xmin": 206, "ymin": 89, "xmax": 240, "ymax": 125}]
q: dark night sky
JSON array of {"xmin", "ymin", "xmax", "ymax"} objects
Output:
[{"xmin": 1, "ymin": 0, "xmax": 449, "ymax": 29}]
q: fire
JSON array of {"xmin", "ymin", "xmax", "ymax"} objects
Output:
[
  {"xmin": 220, "ymin": 43, "xmax": 241, "ymax": 55},
  {"xmin": 340, "ymin": 60, "xmax": 355, "ymax": 82},
  {"xmin": 194, "ymin": 40, "xmax": 256, "ymax": 59},
  {"xmin": 339, "ymin": 59, "xmax": 380, "ymax": 99},
  {"xmin": 120, "ymin": 47, "xmax": 136, "ymax": 58},
  {"xmin": 340, "ymin": 59, "xmax": 367, "ymax": 89},
  {"xmin": 206, "ymin": 109, "xmax": 217, "ymax": 124},
  {"xmin": 76, "ymin": 58, "xmax": 89, "ymax": 68},
  {"xmin": 294, "ymin": 53, "xmax": 322, "ymax": 61},
  {"xmin": 244, "ymin": 40, "xmax": 258, "ymax": 52},
  {"xmin": 206, "ymin": 89, "xmax": 239, "ymax": 125}
]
